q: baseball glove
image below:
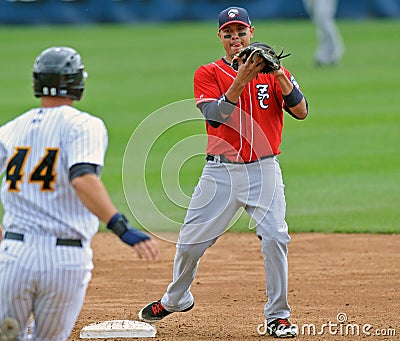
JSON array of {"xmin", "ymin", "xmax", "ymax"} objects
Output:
[{"xmin": 231, "ymin": 42, "xmax": 290, "ymax": 74}]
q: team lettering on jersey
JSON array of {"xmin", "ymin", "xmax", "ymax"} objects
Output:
[{"xmin": 255, "ymin": 83, "xmax": 270, "ymax": 109}]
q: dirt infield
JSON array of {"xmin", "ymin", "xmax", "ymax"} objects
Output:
[{"xmin": 70, "ymin": 232, "xmax": 400, "ymax": 340}]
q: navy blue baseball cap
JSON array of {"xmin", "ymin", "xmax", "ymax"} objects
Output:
[{"xmin": 218, "ymin": 7, "xmax": 252, "ymax": 30}]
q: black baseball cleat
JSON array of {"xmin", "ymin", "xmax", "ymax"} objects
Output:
[
  {"xmin": 138, "ymin": 299, "xmax": 194, "ymax": 323},
  {"xmin": 267, "ymin": 318, "xmax": 298, "ymax": 338}
]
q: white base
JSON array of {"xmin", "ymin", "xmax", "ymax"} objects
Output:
[{"xmin": 80, "ymin": 320, "xmax": 156, "ymax": 338}]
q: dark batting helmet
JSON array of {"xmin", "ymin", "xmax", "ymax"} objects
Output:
[{"xmin": 33, "ymin": 46, "xmax": 87, "ymax": 101}]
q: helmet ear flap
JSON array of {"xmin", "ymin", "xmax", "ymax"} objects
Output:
[{"xmin": 33, "ymin": 47, "xmax": 86, "ymax": 101}]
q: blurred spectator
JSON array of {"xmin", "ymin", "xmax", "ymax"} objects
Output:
[{"xmin": 303, "ymin": 0, "xmax": 344, "ymax": 66}]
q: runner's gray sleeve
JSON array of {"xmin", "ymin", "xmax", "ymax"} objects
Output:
[{"xmin": 198, "ymin": 94, "xmax": 237, "ymax": 128}]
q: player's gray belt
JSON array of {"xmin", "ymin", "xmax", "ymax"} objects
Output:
[
  {"xmin": 206, "ymin": 154, "xmax": 274, "ymax": 164},
  {"xmin": 4, "ymin": 231, "xmax": 82, "ymax": 247}
]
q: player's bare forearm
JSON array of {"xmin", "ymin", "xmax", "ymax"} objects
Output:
[
  {"xmin": 288, "ymin": 99, "xmax": 307, "ymax": 120},
  {"xmin": 72, "ymin": 174, "xmax": 160, "ymax": 261},
  {"xmin": 274, "ymin": 69, "xmax": 308, "ymax": 120},
  {"xmin": 273, "ymin": 69, "xmax": 293, "ymax": 95},
  {"xmin": 71, "ymin": 174, "xmax": 118, "ymax": 224}
]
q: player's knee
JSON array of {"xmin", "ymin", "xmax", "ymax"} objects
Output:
[
  {"xmin": 258, "ymin": 230, "xmax": 291, "ymax": 247},
  {"xmin": 177, "ymin": 240, "xmax": 213, "ymax": 259}
]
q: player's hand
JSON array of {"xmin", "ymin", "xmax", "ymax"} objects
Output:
[
  {"xmin": 233, "ymin": 53, "xmax": 265, "ymax": 85},
  {"xmin": 132, "ymin": 238, "xmax": 160, "ymax": 261},
  {"xmin": 120, "ymin": 227, "xmax": 160, "ymax": 262},
  {"xmin": 107, "ymin": 213, "xmax": 160, "ymax": 261},
  {"xmin": 272, "ymin": 66, "xmax": 285, "ymax": 77}
]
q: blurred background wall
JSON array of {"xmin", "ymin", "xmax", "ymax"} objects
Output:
[{"xmin": 1, "ymin": 0, "xmax": 400, "ymax": 25}]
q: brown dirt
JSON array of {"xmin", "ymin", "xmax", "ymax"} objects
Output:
[{"xmin": 70, "ymin": 232, "xmax": 400, "ymax": 340}]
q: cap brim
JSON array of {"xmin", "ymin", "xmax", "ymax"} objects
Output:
[{"xmin": 219, "ymin": 20, "xmax": 251, "ymax": 30}]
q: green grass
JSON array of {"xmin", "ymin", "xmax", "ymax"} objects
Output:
[{"xmin": 0, "ymin": 19, "xmax": 399, "ymax": 233}]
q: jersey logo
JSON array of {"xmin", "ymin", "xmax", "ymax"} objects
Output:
[
  {"xmin": 255, "ymin": 84, "xmax": 270, "ymax": 109},
  {"xmin": 6, "ymin": 147, "xmax": 59, "ymax": 192}
]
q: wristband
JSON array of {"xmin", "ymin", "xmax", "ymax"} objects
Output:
[
  {"xmin": 282, "ymin": 85, "xmax": 304, "ymax": 108},
  {"xmin": 107, "ymin": 212, "xmax": 128, "ymax": 237},
  {"xmin": 107, "ymin": 212, "xmax": 151, "ymax": 246}
]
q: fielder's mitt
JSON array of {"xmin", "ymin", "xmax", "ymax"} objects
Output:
[{"xmin": 231, "ymin": 42, "xmax": 290, "ymax": 74}]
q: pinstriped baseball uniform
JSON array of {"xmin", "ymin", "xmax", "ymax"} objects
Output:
[{"xmin": 0, "ymin": 105, "xmax": 107, "ymax": 339}]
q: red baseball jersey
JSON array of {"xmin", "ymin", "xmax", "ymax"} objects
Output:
[{"xmin": 194, "ymin": 58, "xmax": 298, "ymax": 162}]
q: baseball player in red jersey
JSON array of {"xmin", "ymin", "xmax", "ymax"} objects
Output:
[
  {"xmin": 0, "ymin": 46, "xmax": 159, "ymax": 340},
  {"xmin": 139, "ymin": 7, "xmax": 308, "ymax": 338}
]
